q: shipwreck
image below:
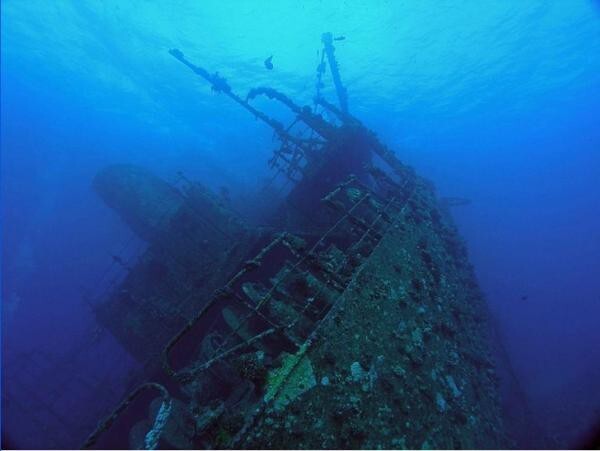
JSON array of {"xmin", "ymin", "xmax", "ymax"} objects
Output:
[{"xmin": 84, "ymin": 33, "xmax": 508, "ymax": 449}]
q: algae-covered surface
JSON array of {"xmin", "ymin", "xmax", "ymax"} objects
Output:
[
  {"xmin": 241, "ymin": 178, "xmax": 509, "ymax": 449},
  {"xmin": 264, "ymin": 345, "xmax": 316, "ymax": 411}
]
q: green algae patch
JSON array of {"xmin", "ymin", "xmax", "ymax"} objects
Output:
[
  {"xmin": 222, "ymin": 307, "xmax": 254, "ymax": 341},
  {"xmin": 264, "ymin": 344, "xmax": 316, "ymax": 410}
]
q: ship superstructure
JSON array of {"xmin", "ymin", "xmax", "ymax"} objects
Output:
[{"xmin": 85, "ymin": 33, "xmax": 508, "ymax": 449}]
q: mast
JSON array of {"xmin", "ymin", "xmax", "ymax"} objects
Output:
[
  {"xmin": 169, "ymin": 49, "xmax": 286, "ymax": 136},
  {"xmin": 321, "ymin": 32, "xmax": 348, "ymax": 114}
]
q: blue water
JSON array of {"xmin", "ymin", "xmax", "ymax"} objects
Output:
[{"xmin": 1, "ymin": 1, "xmax": 599, "ymax": 448}]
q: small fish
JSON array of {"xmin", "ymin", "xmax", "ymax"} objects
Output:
[
  {"xmin": 334, "ymin": 35, "xmax": 346, "ymax": 41},
  {"xmin": 520, "ymin": 295, "xmax": 528, "ymax": 301},
  {"xmin": 264, "ymin": 55, "xmax": 273, "ymax": 70}
]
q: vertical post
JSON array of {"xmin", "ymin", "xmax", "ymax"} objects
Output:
[{"xmin": 321, "ymin": 32, "xmax": 348, "ymax": 114}]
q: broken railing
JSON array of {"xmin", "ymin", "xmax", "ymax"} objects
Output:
[
  {"xmin": 83, "ymin": 164, "xmax": 419, "ymax": 448},
  {"xmin": 162, "ymin": 173, "xmax": 409, "ymax": 376},
  {"xmin": 150, "ymin": 173, "xmax": 412, "ymax": 446},
  {"xmin": 83, "ymin": 383, "xmax": 171, "ymax": 449}
]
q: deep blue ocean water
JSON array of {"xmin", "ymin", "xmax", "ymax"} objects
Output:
[{"xmin": 1, "ymin": 1, "xmax": 599, "ymax": 448}]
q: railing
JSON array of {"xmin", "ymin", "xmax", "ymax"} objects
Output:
[
  {"xmin": 83, "ymin": 158, "xmax": 418, "ymax": 449},
  {"xmin": 82, "ymin": 383, "xmax": 171, "ymax": 449}
]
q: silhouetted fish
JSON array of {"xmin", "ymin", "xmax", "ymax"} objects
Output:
[{"xmin": 264, "ymin": 55, "xmax": 273, "ymax": 70}]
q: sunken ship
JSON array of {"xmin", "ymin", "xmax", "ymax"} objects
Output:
[{"xmin": 85, "ymin": 34, "xmax": 508, "ymax": 449}]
